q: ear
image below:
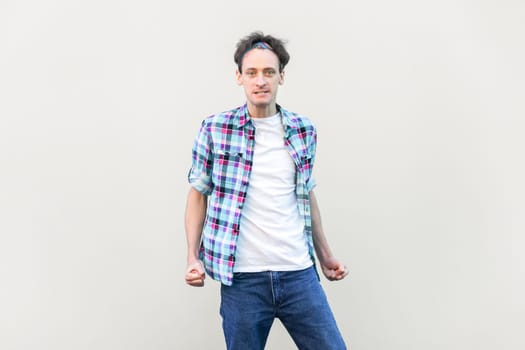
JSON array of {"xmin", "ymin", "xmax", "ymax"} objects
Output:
[
  {"xmin": 235, "ymin": 69, "xmax": 242, "ymax": 85},
  {"xmin": 279, "ymin": 70, "xmax": 285, "ymax": 85}
]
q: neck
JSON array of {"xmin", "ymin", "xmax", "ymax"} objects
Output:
[{"xmin": 247, "ymin": 103, "xmax": 277, "ymax": 118}]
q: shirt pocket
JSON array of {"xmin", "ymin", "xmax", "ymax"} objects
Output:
[{"xmin": 212, "ymin": 147, "xmax": 246, "ymax": 188}]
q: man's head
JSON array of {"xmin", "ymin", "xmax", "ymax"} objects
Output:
[
  {"xmin": 234, "ymin": 31, "xmax": 290, "ymax": 74},
  {"xmin": 234, "ymin": 32, "xmax": 290, "ymax": 117}
]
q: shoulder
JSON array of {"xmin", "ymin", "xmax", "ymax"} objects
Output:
[
  {"xmin": 280, "ymin": 106, "xmax": 317, "ymax": 150},
  {"xmin": 201, "ymin": 105, "xmax": 244, "ymax": 128},
  {"xmin": 280, "ymin": 106, "xmax": 316, "ymax": 131}
]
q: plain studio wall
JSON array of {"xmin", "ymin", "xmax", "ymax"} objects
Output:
[{"xmin": 1, "ymin": 1, "xmax": 524, "ymax": 349}]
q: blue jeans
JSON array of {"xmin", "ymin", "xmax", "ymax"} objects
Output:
[{"xmin": 220, "ymin": 266, "xmax": 347, "ymax": 350}]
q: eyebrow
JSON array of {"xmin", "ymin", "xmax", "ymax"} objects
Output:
[{"xmin": 244, "ymin": 67, "xmax": 277, "ymax": 71}]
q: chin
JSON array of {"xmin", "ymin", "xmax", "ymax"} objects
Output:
[{"xmin": 253, "ymin": 98, "xmax": 274, "ymax": 105}]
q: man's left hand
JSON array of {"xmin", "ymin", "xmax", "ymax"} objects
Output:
[{"xmin": 320, "ymin": 257, "xmax": 349, "ymax": 281}]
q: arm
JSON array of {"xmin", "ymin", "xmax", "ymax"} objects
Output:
[
  {"xmin": 184, "ymin": 187, "xmax": 208, "ymax": 287},
  {"xmin": 310, "ymin": 190, "xmax": 349, "ymax": 281}
]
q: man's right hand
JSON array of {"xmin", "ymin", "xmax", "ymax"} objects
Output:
[{"xmin": 185, "ymin": 260, "xmax": 206, "ymax": 287}]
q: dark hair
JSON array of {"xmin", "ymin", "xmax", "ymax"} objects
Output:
[{"xmin": 234, "ymin": 31, "xmax": 290, "ymax": 73}]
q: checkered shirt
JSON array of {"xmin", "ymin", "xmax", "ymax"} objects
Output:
[{"xmin": 188, "ymin": 104, "xmax": 317, "ymax": 285}]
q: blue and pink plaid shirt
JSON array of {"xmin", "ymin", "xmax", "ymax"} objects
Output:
[{"xmin": 188, "ymin": 104, "xmax": 317, "ymax": 286}]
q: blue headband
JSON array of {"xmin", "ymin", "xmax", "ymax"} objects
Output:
[{"xmin": 251, "ymin": 41, "xmax": 273, "ymax": 50}]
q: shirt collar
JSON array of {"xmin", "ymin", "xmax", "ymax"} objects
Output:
[{"xmin": 234, "ymin": 103, "xmax": 298, "ymax": 129}]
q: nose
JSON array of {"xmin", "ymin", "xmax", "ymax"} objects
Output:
[{"xmin": 255, "ymin": 73, "xmax": 266, "ymax": 86}]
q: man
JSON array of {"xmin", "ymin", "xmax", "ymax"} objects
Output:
[{"xmin": 185, "ymin": 31, "xmax": 349, "ymax": 349}]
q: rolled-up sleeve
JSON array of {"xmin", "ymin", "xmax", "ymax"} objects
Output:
[
  {"xmin": 305, "ymin": 126, "xmax": 317, "ymax": 193},
  {"xmin": 188, "ymin": 120, "xmax": 213, "ymax": 195},
  {"xmin": 306, "ymin": 176, "xmax": 317, "ymax": 193}
]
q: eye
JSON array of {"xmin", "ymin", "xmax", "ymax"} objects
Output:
[
  {"xmin": 245, "ymin": 71, "xmax": 256, "ymax": 77},
  {"xmin": 264, "ymin": 70, "xmax": 276, "ymax": 77}
]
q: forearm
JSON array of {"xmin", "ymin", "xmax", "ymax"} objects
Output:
[
  {"xmin": 310, "ymin": 190, "xmax": 334, "ymax": 263},
  {"xmin": 310, "ymin": 190, "xmax": 349, "ymax": 281},
  {"xmin": 185, "ymin": 187, "xmax": 207, "ymax": 263}
]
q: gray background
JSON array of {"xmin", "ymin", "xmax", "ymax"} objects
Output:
[{"xmin": 1, "ymin": 0, "xmax": 524, "ymax": 349}]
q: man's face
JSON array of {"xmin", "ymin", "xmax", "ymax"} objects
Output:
[{"xmin": 236, "ymin": 49, "xmax": 284, "ymax": 114}]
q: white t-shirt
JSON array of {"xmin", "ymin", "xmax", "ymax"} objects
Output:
[{"xmin": 233, "ymin": 113, "xmax": 312, "ymax": 272}]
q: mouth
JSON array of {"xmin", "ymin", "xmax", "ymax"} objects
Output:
[{"xmin": 254, "ymin": 90, "xmax": 270, "ymax": 95}]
